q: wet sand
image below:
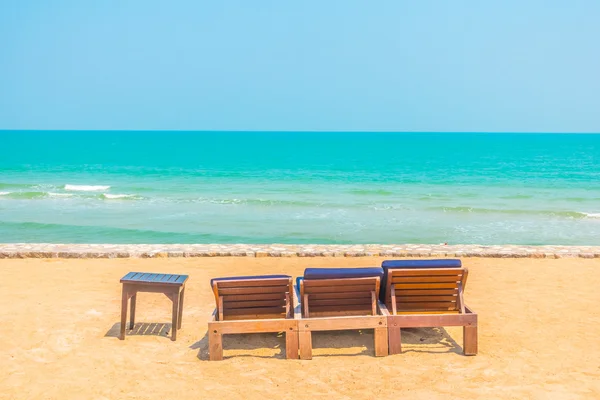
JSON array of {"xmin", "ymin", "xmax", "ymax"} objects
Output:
[{"xmin": 1, "ymin": 257, "xmax": 599, "ymax": 399}]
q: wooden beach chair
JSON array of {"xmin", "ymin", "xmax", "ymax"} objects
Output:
[
  {"xmin": 208, "ymin": 275, "xmax": 299, "ymax": 361},
  {"xmin": 295, "ymin": 267, "xmax": 388, "ymax": 360},
  {"xmin": 381, "ymin": 260, "xmax": 478, "ymax": 356}
]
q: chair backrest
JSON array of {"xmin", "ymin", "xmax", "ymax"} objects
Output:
[
  {"xmin": 300, "ymin": 277, "xmax": 380, "ymax": 317},
  {"xmin": 212, "ymin": 277, "xmax": 294, "ymax": 321},
  {"xmin": 380, "ymin": 259, "xmax": 462, "ymax": 301},
  {"xmin": 385, "ymin": 268, "xmax": 468, "ymax": 314}
]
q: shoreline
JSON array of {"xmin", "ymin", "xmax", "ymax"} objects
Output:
[{"xmin": 1, "ymin": 243, "xmax": 600, "ymax": 259}]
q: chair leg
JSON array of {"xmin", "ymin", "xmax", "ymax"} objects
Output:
[
  {"xmin": 463, "ymin": 325, "xmax": 478, "ymax": 355},
  {"xmin": 388, "ymin": 326, "xmax": 402, "ymax": 355},
  {"xmin": 298, "ymin": 330, "xmax": 312, "ymax": 360},
  {"xmin": 171, "ymin": 292, "xmax": 180, "ymax": 341},
  {"xmin": 177, "ymin": 287, "xmax": 185, "ymax": 330},
  {"xmin": 285, "ymin": 328, "xmax": 299, "ymax": 359},
  {"xmin": 119, "ymin": 287, "xmax": 128, "ymax": 340},
  {"xmin": 374, "ymin": 327, "xmax": 388, "ymax": 357},
  {"xmin": 209, "ymin": 328, "xmax": 223, "ymax": 361},
  {"xmin": 129, "ymin": 293, "xmax": 137, "ymax": 330}
]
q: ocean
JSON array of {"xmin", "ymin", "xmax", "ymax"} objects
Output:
[{"xmin": 0, "ymin": 131, "xmax": 598, "ymax": 245}]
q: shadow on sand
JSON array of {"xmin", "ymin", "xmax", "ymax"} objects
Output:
[
  {"xmin": 191, "ymin": 327, "xmax": 461, "ymax": 360},
  {"xmin": 105, "ymin": 322, "xmax": 173, "ymax": 339},
  {"xmin": 398, "ymin": 327, "xmax": 463, "ymax": 354}
]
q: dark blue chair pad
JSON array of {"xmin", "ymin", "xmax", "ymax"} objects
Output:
[
  {"xmin": 380, "ymin": 259, "xmax": 462, "ymax": 301},
  {"xmin": 382, "ymin": 259, "xmax": 462, "ymax": 269},
  {"xmin": 304, "ymin": 267, "xmax": 384, "ymax": 280},
  {"xmin": 210, "ymin": 274, "xmax": 291, "ymax": 288}
]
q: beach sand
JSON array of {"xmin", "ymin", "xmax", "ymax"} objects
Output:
[{"xmin": 1, "ymin": 257, "xmax": 599, "ymax": 399}]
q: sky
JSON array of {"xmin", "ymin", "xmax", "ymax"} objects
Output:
[{"xmin": 1, "ymin": 1, "xmax": 599, "ymax": 132}]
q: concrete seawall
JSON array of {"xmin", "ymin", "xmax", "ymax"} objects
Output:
[{"xmin": 1, "ymin": 243, "xmax": 599, "ymax": 259}]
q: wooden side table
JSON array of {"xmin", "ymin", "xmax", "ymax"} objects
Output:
[{"xmin": 119, "ymin": 272, "xmax": 189, "ymax": 341}]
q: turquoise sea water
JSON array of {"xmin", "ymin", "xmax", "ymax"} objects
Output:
[{"xmin": 0, "ymin": 131, "xmax": 599, "ymax": 245}]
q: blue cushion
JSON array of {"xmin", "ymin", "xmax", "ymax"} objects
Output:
[
  {"xmin": 382, "ymin": 259, "xmax": 462, "ymax": 269},
  {"xmin": 210, "ymin": 274, "xmax": 290, "ymax": 288},
  {"xmin": 380, "ymin": 259, "xmax": 461, "ymax": 301},
  {"xmin": 304, "ymin": 267, "xmax": 384, "ymax": 280}
]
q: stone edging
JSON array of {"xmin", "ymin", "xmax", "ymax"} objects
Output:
[{"xmin": 1, "ymin": 244, "xmax": 599, "ymax": 259}]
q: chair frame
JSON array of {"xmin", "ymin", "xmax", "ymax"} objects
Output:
[
  {"xmin": 383, "ymin": 267, "xmax": 478, "ymax": 355},
  {"xmin": 208, "ymin": 277, "xmax": 300, "ymax": 361},
  {"xmin": 295, "ymin": 276, "xmax": 388, "ymax": 360}
]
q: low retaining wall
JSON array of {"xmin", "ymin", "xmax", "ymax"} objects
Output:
[{"xmin": 1, "ymin": 244, "xmax": 599, "ymax": 259}]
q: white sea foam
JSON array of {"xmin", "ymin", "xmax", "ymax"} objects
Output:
[
  {"xmin": 48, "ymin": 192, "xmax": 74, "ymax": 198},
  {"xmin": 583, "ymin": 212, "xmax": 600, "ymax": 219},
  {"xmin": 64, "ymin": 184, "xmax": 110, "ymax": 192},
  {"xmin": 102, "ymin": 193, "xmax": 136, "ymax": 200},
  {"xmin": 0, "ymin": 191, "xmax": 10, "ymax": 196}
]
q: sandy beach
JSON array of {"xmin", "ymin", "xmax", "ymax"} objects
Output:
[{"xmin": 2, "ymin": 256, "xmax": 599, "ymax": 399}]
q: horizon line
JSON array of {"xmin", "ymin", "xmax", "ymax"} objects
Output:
[{"xmin": 1, "ymin": 129, "xmax": 600, "ymax": 134}]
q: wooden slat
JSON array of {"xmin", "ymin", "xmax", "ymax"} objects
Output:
[
  {"xmin": 303, "ymin": 284, "xmax": 375, "ymax": 294},
  {"xmin": 216, "ymin": 278, "xmax": 290, "ymax": 288},
  {"xmin": 390, "ymin": 268, "xmax": 465, "ymax": 276},
  {"xmin": 391, "ymin": 276, "xmax": 462, "ymax": 283},
  {"xmin": 300, "ymin": 315, "xmax": 387, "ymax": 331},
  {"xmin": 303, "ymin": 277, "xmax": 377, "ymax": 287},
  {"xmin": 223, "ymin": 293, "xmax": 286, "ymax": 301},
  {"xmin": 222, "ymin": 313, "xmax": 286, "ymax": 321},
  {"xmin": 308, "ymin": 310, "xmax": 378, "ymax": 317},
  {"xmin": 397, "ymin": 302, "xmax": 457, "ymax": 310},
  {"xmin": 223, "ymin": 300, "xmax": 286, "ymax": 309},
  {"xmin": 218, "ymin": 285, "xmax": 289, "ymax": 296},
  {"xmin": 209, "ymin": 318, "xmax": 296, "ymax": 333},
  {"xmin": 308, "ymin": 298, "xmax": 372, "ymax": 307},
  {"xmin": 393, "ymin": 283, "xmax": 459, "ymax": 290},
  {"xmin": 308, "ymin": 304, "xmax": 373, "ymax": 313},
  {"xmin": 388, "ymin": 313, "xmax": 477, "ymax": 327},
  {"xmin": 225, "ymin": 306, "xmax": 286, "ymax": 316},
  {"xmin": 306, "ymin": 292, "xmax": 372, "ymax": 300},
  {"xmin": 395, "ymin": 289, "xmax": 458, "ymax": 296},
  {"xmin": 396, "ymin": 295, "xmax": 458, "ymax": 302}
]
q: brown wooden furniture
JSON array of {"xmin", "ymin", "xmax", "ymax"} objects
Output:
[
  {"xmin": 119, "ymin": 272, "xmax": 188, "ymax": 341},
  {"xmin": 208, "ymin": 275, "xmax": 299, "ymax": 361},
  {"xmin": 296, "ymin": 276, "xmax": 388, "ymax": 359},
  {"xmin": 383, "ymin": 267, "xmax": 478, "ymax": 355}
]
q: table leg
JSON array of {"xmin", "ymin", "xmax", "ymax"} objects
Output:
[
  {"xmin": 120, "ymin": 286, "xmax": 128, "ymax": 340},
  {"xmin": 129, "ymin": 292, "xmax": 137, "ymax": 330},
  {"xmin": 177, "ymin": 287, "xmax": 185, "ymax": 329},
  {"xmin": 171, "ymin": 291, "xmax": 180, "ymax": 341}
]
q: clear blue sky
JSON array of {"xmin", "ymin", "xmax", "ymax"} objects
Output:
[{"xmin": 1, "ymin": 1, "xmax": 599, "ymax": 132}]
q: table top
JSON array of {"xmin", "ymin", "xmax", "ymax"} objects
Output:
[{"xmin": 120, "ymin": 272, "xmax": 188, "ymax": 285}]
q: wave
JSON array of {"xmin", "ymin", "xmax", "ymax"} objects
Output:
[
  {"xmin": 349, "ymin": 189, "xmax": 393, "ymax": 196},
  {"xmin": 101, "ymin": 193, "xmax": 139, "ymax": 200},
  {"xmin": 431, "ymin": 206, "xmax": 598, "ymax": 219},
  {"xmin": 0, "ymin": 191, "xmax": 49, "ymax": 200},
  {"xmin": 193, "ymin": 197, "xmax": 320, "ymax": 207},
  {"xmin": 48, "ymin": 192, "xmax": 74, "ymax": 198},
  {"xmin": 64, "ymin": 184, "xmax": 110, "ymax": 192}
]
